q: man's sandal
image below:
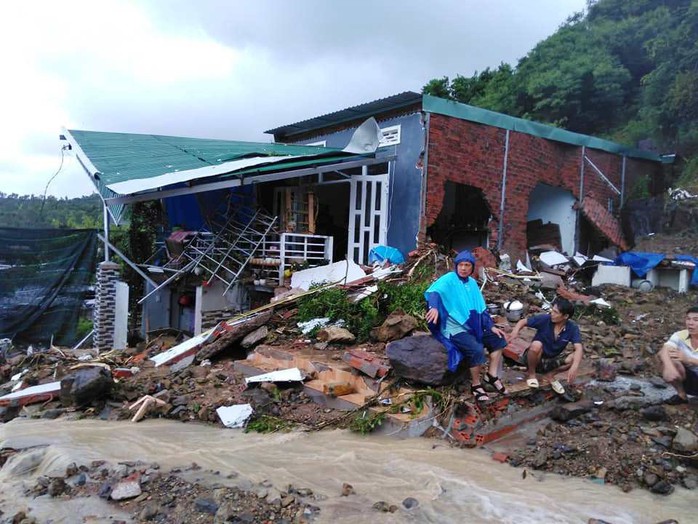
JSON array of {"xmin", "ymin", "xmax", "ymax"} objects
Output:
[
  {"xmin": 526, "ymin": 377, "xmax": 540, "ymax": 389},
  {"xmin": 484, "ymin": 373, "xmax": 507, "ymax": 395},
  {"xmin": 471, "ymin": 384, "xmax": 490, "ymax": 403}
]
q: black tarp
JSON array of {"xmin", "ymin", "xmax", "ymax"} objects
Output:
[{"xmin": 0, "ymin": 228, "xmax": 97, "ymax": 346}]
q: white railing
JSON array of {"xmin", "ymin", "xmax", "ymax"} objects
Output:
[{"xmin": 251, "ymin": 233, "xmax": 333, "ymax": 285}]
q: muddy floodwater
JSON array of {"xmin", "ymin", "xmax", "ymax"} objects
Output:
[{"xmin": 0, "ymin": 419, "xmax": 693, "ymax": 523}]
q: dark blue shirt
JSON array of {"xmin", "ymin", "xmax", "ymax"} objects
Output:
[{"xmin": 527, "ymin": 314, "xmax": 582, "ymax": 357}]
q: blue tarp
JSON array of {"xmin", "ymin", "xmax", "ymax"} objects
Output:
[
  {"xmin": 614, "ymin": 252, "xmax": 665, "ymax": 278},
  {"xmin": 615, "ymin": 251, "xmax": 697, "ymax": 287},
  {"xmin": 369, "ymin": 245, "xmax": 405, "ymax": 265}
]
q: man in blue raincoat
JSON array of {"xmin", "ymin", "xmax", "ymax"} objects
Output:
[{"xmin": 425, "ymin": 250, "xmax": 507, "ymax": 401}]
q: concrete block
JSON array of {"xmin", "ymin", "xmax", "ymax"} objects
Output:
[
  {"xmin": 646, "ymin": 268, "xmax": 689, "ymax": 293},
  {"xmin": 591, "ymin": 265, "xmax": 631, "ymax": 287}
]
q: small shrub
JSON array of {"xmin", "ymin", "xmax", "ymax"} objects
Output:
[{"xmin": 349, "ymin": 410, "xmax": 385, "ymax": 435}]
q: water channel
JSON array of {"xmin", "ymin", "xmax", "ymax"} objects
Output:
[{"xmin": 0, "ymin": 419, "xmax": 692, "ymax": 523}]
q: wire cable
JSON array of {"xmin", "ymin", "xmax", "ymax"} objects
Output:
[{"xmin": 39, "ymin": 146, "xmax": 67, "ymax": 217}]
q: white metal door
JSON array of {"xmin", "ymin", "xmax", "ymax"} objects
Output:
[{"xmin": 347, "ymin": 165, "xmax": 389, "ymax": 264}]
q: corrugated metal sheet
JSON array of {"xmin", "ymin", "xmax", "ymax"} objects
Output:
[
  {"xmin": 67, "ymin": 129, "xmax": 348, "ymax": 190},
  {"xmin": 265, "ymin": 91, "xmax": 422, "ymax": 139}
]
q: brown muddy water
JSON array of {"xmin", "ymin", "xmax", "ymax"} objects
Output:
[{"xmin": 0, "ymin": 419, "xmax": 693, "ymax": 523}]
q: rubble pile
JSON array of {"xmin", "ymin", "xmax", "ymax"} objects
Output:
[
  {"xmin": 2, "ymin": 453, "xmax": 319, "ymax": 523},
  {"xmin": 1, "ymin": 243, "xmax": 697, "ymax": 502}
]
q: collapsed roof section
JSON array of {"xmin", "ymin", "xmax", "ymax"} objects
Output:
[{"xmin": 64, "ymin": 118, "xmax": 383, "ymax": 223}]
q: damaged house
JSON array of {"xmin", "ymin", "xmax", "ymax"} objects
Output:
[{"xmin": 64, "ymin": 92, "xmax": 671, "ymax": 348}]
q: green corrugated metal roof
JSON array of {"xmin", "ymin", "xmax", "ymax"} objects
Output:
[
  {"xmin": 68, "ymin": 129, "xmax": 349, "ymax": 188},
  {"xmin": 422, "ymin": 95, "xmax": 670, "ymax": 163}
]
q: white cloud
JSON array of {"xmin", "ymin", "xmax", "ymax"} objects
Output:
[{"xmin": 0, "ymin": 0, "xmax": 586, "ymax": 198}]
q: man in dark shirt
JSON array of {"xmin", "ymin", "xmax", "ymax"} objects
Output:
[{"xmin": 508, "ymin": 298, "xmax": 584, "ymax": 389}]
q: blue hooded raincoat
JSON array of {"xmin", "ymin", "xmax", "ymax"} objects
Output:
[{"xmin": 424, "ymin": 250, "xmax": 494, "ymax": 371}]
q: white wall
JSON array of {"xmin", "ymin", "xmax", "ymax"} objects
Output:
[{"xmin": 527, "ymin": 184, "xmax": 577, "ymax": 254}]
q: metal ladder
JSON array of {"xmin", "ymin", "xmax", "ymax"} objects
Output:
[{"xmin": 185, "ymin": 208, "xmax": 278, "ymax": 293}]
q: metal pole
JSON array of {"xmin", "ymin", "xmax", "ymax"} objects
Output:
[
  {"xmin": 497, "ymin": 130, "xmax": 510, "ymax": 251},
  {"xmin": 576, "ymin": 146, "xmax": 586, "ymax": 253},
  {"xmin": 620, "ymin": 155, "xmax": 627, "ymax": 206},
  {"xmin": 103, "ymin": 204, "xmax": 110, "ymax": 262}
]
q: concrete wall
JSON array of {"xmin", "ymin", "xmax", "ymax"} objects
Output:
[{"xmin": 527, "ymin": 184, "xmax": 577, "ymax": 255}]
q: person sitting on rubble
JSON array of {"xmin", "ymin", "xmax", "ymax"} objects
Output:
[
  {"xmin": 508, "ymin": 297, "xmax": 584, "ymax": 393},
  {"xmin": 658, "ymin": 305, "xmax": 698, "ymax": 404},
  {"xmin": 425, "ymin": 250, "xmax": 508, "ymax": 402}
]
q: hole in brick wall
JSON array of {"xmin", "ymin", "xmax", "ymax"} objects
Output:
[{"xmin": 427, "ymin": 182, "xmax": 492, "ymax": 252}]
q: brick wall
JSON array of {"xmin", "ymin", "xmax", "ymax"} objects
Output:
[{"xmin": 425, "ymin": 113, "xmax": 663, "ymax": 261}]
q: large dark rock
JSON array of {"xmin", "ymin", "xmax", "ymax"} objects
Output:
[
  {"xmin": 385, "ymin": 335, "xmax": 455, "ymax": 385},
  {"xmin": 550, "ymin": 401, "xmax": 593, "ymax": 423},
  {"xmin": 60, "ymin": 366, "xmax": 112, "ymax": 407}
]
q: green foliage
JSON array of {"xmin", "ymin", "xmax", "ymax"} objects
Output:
[
  {"xmin": 297, "ymin": 287, "xmax": 379, "ymax": 341},
  {"xmin": 0, "ymin": 193, "xmax": 101, "ymax": 229},
  {"xmin": 349, "ymin": 410, "xmax": 385, "ymax": 435},
  {"xmin": 576, "ymin": 304, "xmax": 621, "ymax": 325},
  {"xmin": 377, "ymin": 280, "xmax": 430, "ymax": 321},
  {"xmin": 76, "ymin": 317, "xmax": 93, "ymax": 340},
  {"xmin": 245, "ymin": 415, "xmax": 291, "ymax": 433}
]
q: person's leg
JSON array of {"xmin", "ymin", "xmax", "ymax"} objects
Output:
[
  {"xmin": 681, "ymin": 366, "xmax": 698, "ymax": 397},
  {"xmin": 450, "ymin": 332, "xmax": 488, "ymax": 401},
  {"xmin": 481, "ymin": 330, "xmax": 508, "ymax": 393},
  {"xmin": 526, "ymin": 341, "xmax": 544, "ymax": 381}
]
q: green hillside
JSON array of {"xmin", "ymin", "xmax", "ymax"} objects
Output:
[{"xmin": 424, "ymin": 0, "xmax": 698, "ymax": 190}]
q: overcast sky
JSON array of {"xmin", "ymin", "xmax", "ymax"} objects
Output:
[{"xmin": 0, "ymin": 0, "xmax": 586, "ymax": 198}]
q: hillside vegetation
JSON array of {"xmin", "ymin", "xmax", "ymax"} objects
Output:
[{"xmin": 423, "ymin": 0, "xmax": 698, "ymax": 190}]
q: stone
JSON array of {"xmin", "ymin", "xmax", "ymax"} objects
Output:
[
  {"xmin": 550, "ymin": 401, "xmax": 592, "ymax": 423},
  {"xmin": 372, "ymin": 501, "xmax": 392, "ymax": 512},
  {"xmin": 672, "ymin": 427, "xmax": 698, "ymax": 453},
  {"xmin": 241, "ymin": 326, "xmax": 269, "ymax": 349},
  {"xmin": 649, "ymin": 376, "xmax": 668, "ymax": 389},
  {"xmin": 341, "ymin": 483, "xmax": 355, "ymax": 496},
  {"xmin": 402, "ymin": 497, "xmax": 419, "ymax": 509},
  {"xmin": 139, "ymin": 503, "xmax": 160, "ymax": 521},
  {"xmin": 59, "ymin": 366, "xmax": 112, "ymax": 407},
  {"xmin": 316, "ymin": 326, "xmax": 356, "ymax": 344},
  {"xmin": 533, "ymin": 449, "xmax": 550, "ymax": 469},
  {"xmin": 640, "ymin": 405, "xmax": 667, "ymax": 422},
  {"xmin": 649, "ymin": 480, "xmax": 674, "ymax": 495},
  {"xmin": 110, "ymin": 473, "xmax": 141, "ymax": 500},
  {"xmin": 682, "ymin": 475, "xmax": 698, "ymax": 489},
  {"xmin": 370, "ymin": 312, "xmax": 419, "ymax": 342},
  {"xmin": 386, "ymin": 335, "xmax": 456, "ymax": 385},
  {"xmin": 47, "ymin": 477, "xmax": 67, "ymax": 497},
  {"xmin": 194, "ymin": 498, "xmax": 218, "ymax": 514}
]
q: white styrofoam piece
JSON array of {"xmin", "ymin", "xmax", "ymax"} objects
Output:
[
  {"xmin": 539, "ymin": 251, "xmax": 569, "ymax": 266},
  {"xmin": 290, "ymin": 260, "xmax": 366, "ymax": 291},
  {"xmin": 245, "ymin": 367, "xmax": 303, "ymax": 384},
  {"xmin": 216, "ymin": 404, "xmax": 253, "ymax": 428}
]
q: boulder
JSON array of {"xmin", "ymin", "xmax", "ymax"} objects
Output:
[
  {"xmin": 385, "ymin": 335, "xmax": 455, "ymax": 385},
  {"xmin": 59, "ymin": 366, "xmax": 112, "ymax": 407},
  {"xmin": 370, "ymin": 312, "xmax": 418, "ymax": 342}
]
